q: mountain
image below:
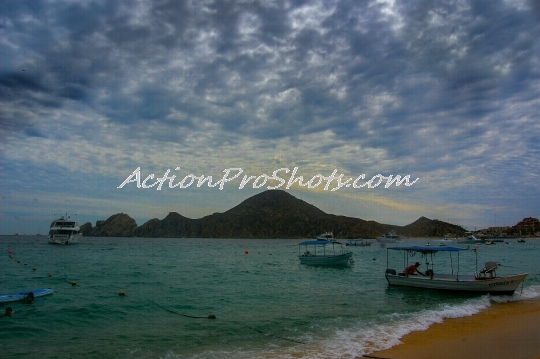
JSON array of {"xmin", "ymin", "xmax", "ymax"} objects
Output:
[
  {"xmin": 401, "ymin": 216, "xmax": 466, "ymax": 237},
  {"xmin": 80, "ymin": 222, "xmax": 93, "ymax": 236},
  {"xmin": 90, "ymin": 213, "xmax": 137, "ymax": 237},
  {"xmin": 88, "ymin": 190, "xmax": 466, "ymax": 238}
]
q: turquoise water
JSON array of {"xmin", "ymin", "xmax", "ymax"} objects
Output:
[{"xmin": 2, "ymin": 236, "xmax": 540, "ymax": 358}]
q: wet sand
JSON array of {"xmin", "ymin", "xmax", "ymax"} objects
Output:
[{"xmin": 363, "ymin": 297, "xmax": 540, "ymax": 359}]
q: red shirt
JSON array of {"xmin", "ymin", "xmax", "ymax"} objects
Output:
[{"xmin": 404, "ymin": 264, "xmax": 419, "ymax": 275}]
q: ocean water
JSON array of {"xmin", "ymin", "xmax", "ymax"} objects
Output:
[{"xmin": 2, "ymin": 236, "xmax": 540, "ymax": 358}]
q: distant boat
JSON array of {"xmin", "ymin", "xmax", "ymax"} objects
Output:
[
  {"xmin": 298, "ymin": 233, "xmax": 353, "ymax": 266},
  {"xmin": 315, "ymin": 232, "xmax": 335, "ymax": 240},
  {"xmin": 437, "ymin": 235, "xmax": 453, "ymax": 246},
  {"xmin": 376, "ymin": 231, "xmax": 404, "ymax": 243},
  {"xmin": 457, "ymin": 232, "xmax": 482, "ymax": 245},
  {"xmin": 48, "ymin": 216, "xmax": 82, "ymax": 244},
  {"xmin": 346, "ymin": 239, "xmax": 371, "ymax": 246},
  {"xmin": 517, "ymin": 238, "xmax": 526, "ymax": 243},
  {"xmin": 384, "ymin": 245, "xmax": 528, "ymax": 294}
]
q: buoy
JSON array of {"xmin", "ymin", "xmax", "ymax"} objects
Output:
[
  {"xmin": 48, "ymin": 273, "xmax": 52, "ymax": 277},
  {"xmin": 245, "ymin": 250, "xmax": 249, "ymax": 254},
  {"xmin": 9, "ymin": 249, "xmax": 13, "ymax": 254},
  {"xmin": 71, "ymin": 281, "xmax": 77, "ymax": 286},
  {"xmin": 17, "ymin": 260, "xmax": 20, "ymax": 263},
  {"xmin": 33, "ymin": 268, "xmax": 36, "ymax": 271},
  {"xmin": 208, "ymin": 314, "xmax": 216, "ymax": 319},
  {"xmin": 118, "ymin": 291, "xmax": 125, "ymax": 296}
]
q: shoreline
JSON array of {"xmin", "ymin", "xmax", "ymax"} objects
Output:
[{"xmin": 363, "ymin": 297, "xmax": 540, "ymax": 359}]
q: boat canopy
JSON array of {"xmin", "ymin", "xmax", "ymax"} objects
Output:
[
  {"xmin": 299, "ymin": 240, "xmax": 342, "ymax": 246},
  {"xmin": 388, "ymin": 245, "xmax": 465, "ymax": 254}
]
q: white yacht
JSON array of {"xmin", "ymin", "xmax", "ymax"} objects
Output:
[
  {"xmin": 316, "ymin": 232, "xmax": 335, "ymax": 240},
  {"xmin": 376, "ymin": 231, "xmax": 404, "ymax": 243},
  {"xmin": 48, "ymin": 216, "xmax": 82, "ymax": 244}
]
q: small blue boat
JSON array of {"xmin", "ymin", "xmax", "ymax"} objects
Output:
[{"xmin": 0, "ymin": 288, "xmax": 54, "ymax": 303}]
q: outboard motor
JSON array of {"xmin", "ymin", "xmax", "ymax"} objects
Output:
[{"xmin": 385, "ymin": 268, "xmax": 397, "ymax": 276}]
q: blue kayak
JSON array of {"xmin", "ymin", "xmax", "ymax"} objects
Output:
[{"xmin": 0, "ymin": 288, "xmax": 54, "ymax": 303}]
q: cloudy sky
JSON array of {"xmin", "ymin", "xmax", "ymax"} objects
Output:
[{"xmin": 1, "ymin": 0, "xmax": 539, "ymax": 235}]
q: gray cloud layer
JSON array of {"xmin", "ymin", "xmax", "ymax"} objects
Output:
[{"xmin": 1, "ymin": 0, "xmax": 539, "ymax": 233}]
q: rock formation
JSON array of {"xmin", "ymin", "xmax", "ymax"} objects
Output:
[{"xmin": 89, "ymin": 190, "xmax": 466, "ymax": 238}]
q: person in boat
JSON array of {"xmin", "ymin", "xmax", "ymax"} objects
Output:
[
  {"xmin": 22, "ymin": 292, "xmax": 34, "ymax": 304},
  {"xmin": 403, "ymin": 262, "xmax": 425, "ymax": 276}
]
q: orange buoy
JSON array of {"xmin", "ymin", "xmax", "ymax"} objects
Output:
[
  {"xmin": 118, "ymin": 291, "xmax": 125, "ymax": 296},
  {"xmin": 48, "ymin": 273, "xmax": 53, "ymax": 277},
  {"xmin": 71, "ymin": 281, "xmax": 77, "ymax": 286}
]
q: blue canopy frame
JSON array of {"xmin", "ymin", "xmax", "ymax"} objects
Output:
[
  {"xmin": 298, "ymin": 239, "xmax": 347, "ymax": 257},
  {"xmin": 386, "ymin": 245, "xmax": 475, "ymax": 277},
  {"xmin": 387, "ymin": 245, "xmax": 465, "ymax": 254}
]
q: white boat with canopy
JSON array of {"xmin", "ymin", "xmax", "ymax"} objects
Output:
[
  {"xmin": 298, "ymin": 235, "xmax": 353, "ymax": 266},
  {"xmin": 384, "ymin": 245, "xmax": 527, "ymax": 295}
]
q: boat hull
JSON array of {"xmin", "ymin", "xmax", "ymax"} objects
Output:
[
  {"xmin": 0, "ymin": 288, "xmax": 54, "ymax": 303},
  {"xmin": 298, "ymin": 252, "xmax": 353, "ymax": 266},
  {"xmin": 48, "ymin": 233, "xmax": 82, "ymax": 244},
  {"xmin": 385, "ymin": 272, "xmax": 528, "ymax": 294}
]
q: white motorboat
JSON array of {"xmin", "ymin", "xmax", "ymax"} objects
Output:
[
  {"xmin": 384, "ymin": 245, "xmax": 527, "ymax": 295},
  {"xmin": 346, "ymin": 239, "xmax": 372, "ymax": 246},
  {"xmin": 48, "ymin": 216, "xmax": 82, "ymax": 244},
  {"xmin": 376, "ymin": 231, "xmax": 404, "ymax": 243},
  {"xmin": 316, "ymin": 232, "xmax": 335, "ymax": 240},
  {"xmin": 457, "ymin": 232, "xmax": 482, "ymax": 245},
  {"xmin": 437, "ymin": 235, "xmax": 453, "ymax": 246},
  {"xmin": 298, "ymin": 234, "xmax": 353, "ymax": 266}
]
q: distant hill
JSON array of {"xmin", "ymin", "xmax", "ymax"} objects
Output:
[
  {"xmin": 85, "ymin": 190, "xmax": 466, "ymax": 238},
  {"xmin": 89, "ymin": 213, "xmax": 137, "ymax": 237}
]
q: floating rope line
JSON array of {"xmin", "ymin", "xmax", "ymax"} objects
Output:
[
  {"xmin": 150, "ymin": 300, "xmax": 212, "ymax": 319},
  {"xmin": 229, "ymin": 320, "xmax": 306, "ymax": 344},
  {"xmin": 151, "ymin": 301, "xmax": 305, "ymax": 344}
]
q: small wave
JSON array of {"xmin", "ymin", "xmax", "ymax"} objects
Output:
[
  {"xmin": 490, "ymin": 284, "xmax": 540, "ymax": 303},
  {"xmin": 327, "ymin": 297, "xmax": 491, "ymax": 357}
]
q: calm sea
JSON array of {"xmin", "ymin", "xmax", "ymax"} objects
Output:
[{"xmin": 2, "ymin": 236, "xmax": 539, "ymax": 358}]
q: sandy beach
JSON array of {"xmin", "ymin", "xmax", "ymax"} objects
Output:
[{"xmin": 363, "ymin": 297, "xmax": 540, "ymax": 359}]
